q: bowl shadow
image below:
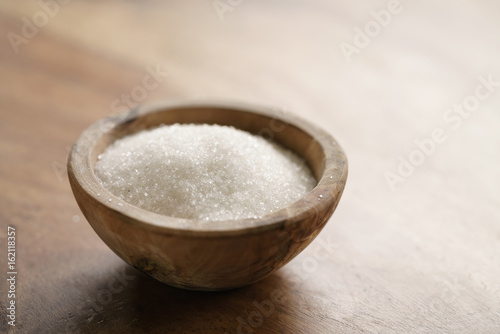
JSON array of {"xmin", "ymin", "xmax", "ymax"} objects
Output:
[{"xmin": 68, "ymin": 263, "xmax": 302, "ymax": 333}]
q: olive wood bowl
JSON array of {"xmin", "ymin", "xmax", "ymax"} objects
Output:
[{"xmin": 68, "ymin": 101, "xmax": 348, "ymax": 291}]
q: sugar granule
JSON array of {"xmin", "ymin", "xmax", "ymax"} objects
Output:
[{"xmin": 95, "ymin": 124, "xmax": 316, "ymax": 221}]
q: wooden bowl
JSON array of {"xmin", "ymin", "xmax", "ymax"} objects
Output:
[{"xmin": 68, "ymin": 101, "xmax": 348, "ymax": 291}]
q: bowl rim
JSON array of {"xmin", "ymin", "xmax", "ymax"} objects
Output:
[{"xmin": 68, "ymin": 100, "xmax": 348, "ymax": 237}]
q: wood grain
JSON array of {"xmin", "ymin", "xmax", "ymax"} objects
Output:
[{"xmin": 1, "ymin": 0, "xmax": 499, "ymax": 333}]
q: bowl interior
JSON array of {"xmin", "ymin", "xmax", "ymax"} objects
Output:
[{"xmin": 70, "ymin": 102, "xmax": 347, "ymax": 233}]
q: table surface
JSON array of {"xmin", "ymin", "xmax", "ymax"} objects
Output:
[{"xmin": 1, "ymin": 1, "xmax": 499, "ymax": 333}]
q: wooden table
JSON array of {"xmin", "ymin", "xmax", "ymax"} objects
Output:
[{"xmin": 1, "ymin": 1, "xmax": 499, "ymax": 333}]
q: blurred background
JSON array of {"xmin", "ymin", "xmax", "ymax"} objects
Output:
[{"xmin": 1, "ymin": 0, "xmax": 499, "ymax": 333}]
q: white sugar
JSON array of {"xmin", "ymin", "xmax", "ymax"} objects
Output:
[{"xmin": 95, "ymin": 124, "xmax": 316, "ymax": 221}]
